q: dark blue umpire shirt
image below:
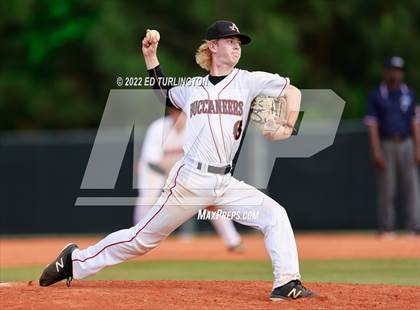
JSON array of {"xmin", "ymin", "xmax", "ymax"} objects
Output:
[{"xmin": 365, "ymin": 82, "xmax": 417, "ymax": 139}]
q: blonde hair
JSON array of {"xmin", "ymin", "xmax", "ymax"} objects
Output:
[{"xmin": 195, "ymin": 41, "xmax": 213, "ymax": 71}]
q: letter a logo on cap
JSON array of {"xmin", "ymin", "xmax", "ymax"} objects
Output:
[{"xmin": 229, "ymin": 23, "xmax": 239, "ymax": 33}]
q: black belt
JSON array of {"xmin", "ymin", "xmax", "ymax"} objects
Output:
[
  {"xmin": 147, "ymin": 162, "xmax": 166, "ymax": 175},
  {"xmin": 381, "ymin": 135, "xmax": 409, "ymax": 142},
  {"xmin": 196, "ymin": 162, "xmax": 232, "ymax": 175}
]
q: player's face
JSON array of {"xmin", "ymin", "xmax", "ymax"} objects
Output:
[
  {"xmin": 213, "ymin": 37, "xmax": 241, "ymax": 67},
  {"xmin": 384, "ymin": 68, "xmax": 404, "ymax": 85}
]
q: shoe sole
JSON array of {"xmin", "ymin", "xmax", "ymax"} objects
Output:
[
  {"xmin": 270, "ymin": 292, "xmax": 318, "ymax": 301},
  {"xmin": 270, "ymin": 295, "xmax": 317, "ymax": 301},
  {"xmin": 270, "ymin": 296, "xmax": 289, "ymax": 301}
]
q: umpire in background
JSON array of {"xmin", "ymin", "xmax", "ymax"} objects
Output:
[{"xmin": 364, "ymin": 56, "xmax": 420, "ymax": 237}]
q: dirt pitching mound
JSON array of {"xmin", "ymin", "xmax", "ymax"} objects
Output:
[{"xmin": 1, "ymin": 280, "xmax": 419, "ymax": 310}]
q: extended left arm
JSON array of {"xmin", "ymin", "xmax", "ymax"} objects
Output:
[{"xmin": 264, "ymin": 84, "xmax": 301, "ymax": 140}]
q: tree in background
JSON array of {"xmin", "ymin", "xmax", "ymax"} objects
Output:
[{"xmin": 1, "ymin": 0, "xmax": 419, "ymax": 129}]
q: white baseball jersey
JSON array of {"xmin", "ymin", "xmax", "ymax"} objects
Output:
[{"xmin": 168, "ymin": 69, "xmax": 289, "ymax": 164}]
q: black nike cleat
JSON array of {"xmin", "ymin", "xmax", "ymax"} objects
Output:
[
  {"xmin": 39, "ymin": 243, "xmax": 78, "ymax": 287},
  {"xmin": 270, "ymin": 280, "xmax": 317, "ymax": 301}
]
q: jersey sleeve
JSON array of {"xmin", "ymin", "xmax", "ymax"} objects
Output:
[
  {"xmin": 408, "ymin": 91, "xmax": 418, "ymax": 122},
  {"xmin": 247, "ymin": 71, "xmax": 290, "ymax": 99},
  {"xmin": 168, "ymin": 86, "xmax": 187, "ymax": 110}
]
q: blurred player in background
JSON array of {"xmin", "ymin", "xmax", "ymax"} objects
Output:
[
  {"xmin": 364, "ymin": 56, "xmax": 420, "ymax": 237},
  {"xmin": 134, "ymin": 106, "xmax": 244, "ymax": 252}
]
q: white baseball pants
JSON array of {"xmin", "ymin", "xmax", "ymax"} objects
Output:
[
  {"xmin": 134, "ymin": 193, "xmax": 241, "ymax": 248},
  {"xmin": 72, "ymin": 158, "xmax": 300, "ymax": 288}
]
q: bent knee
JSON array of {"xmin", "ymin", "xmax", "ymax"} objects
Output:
[
  {"xmin": 261, "ymin": 203, "xmax": 289, "ymax": 230},
  {"xmin": 273, "ymin": 205, "xmax": 289, "ymax": 223},
  {"xmin": 134, "ymin": 233, "xmax": 167, "ymax": 253}
]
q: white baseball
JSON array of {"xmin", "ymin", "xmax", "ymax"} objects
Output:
[{"xmin": 146, "ymin": 29, "xmax": 160, "ymax": 44}]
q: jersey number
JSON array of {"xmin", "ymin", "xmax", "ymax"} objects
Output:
[{"xmin": 233, "ymin": 120, "xmax": 243, "ymax": 140}]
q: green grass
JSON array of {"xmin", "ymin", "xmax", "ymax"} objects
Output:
[{"xmin": 1, "ymin": 259, "xmax": 419, "ymax": 285}]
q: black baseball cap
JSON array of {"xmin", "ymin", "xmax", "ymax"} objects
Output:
[
  {"xmin": 205, "ymin": 20, "xmax": 251, "ymax": 45},
  {"xmin": 384, "ymin": 56, "xmax": 405, "ymax": 70}
]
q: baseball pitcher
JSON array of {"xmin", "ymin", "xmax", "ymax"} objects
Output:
[{"xmin": 40, "ymin": 20, "xmax": 316, "ymax": 301}]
